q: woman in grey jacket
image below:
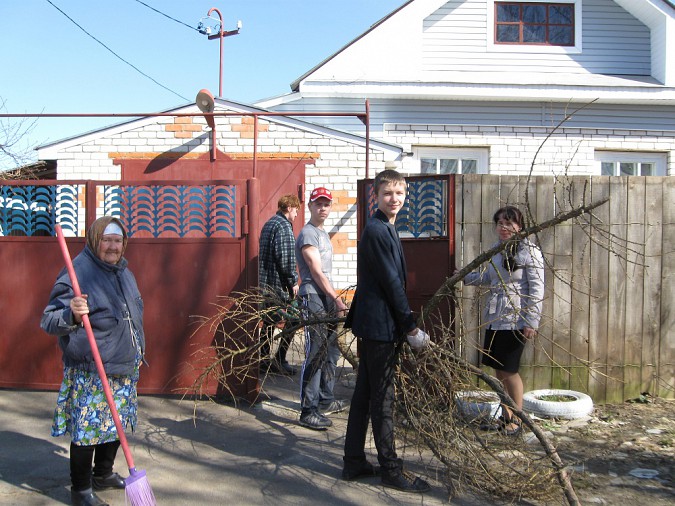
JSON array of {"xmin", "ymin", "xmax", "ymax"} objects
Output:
[
  {"xmin": 41, "ymin": 217, "xmax": 145, "ymax": 506},
  {"xmin": 463, "ymin": 206, "xmax": 544, "ymax": 436}
]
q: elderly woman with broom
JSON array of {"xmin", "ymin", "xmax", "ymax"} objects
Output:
[{"xmin": 41, "ymin": 217, "xmax": 151, "ymax": 506}]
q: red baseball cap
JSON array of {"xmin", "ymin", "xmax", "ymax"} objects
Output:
[{"xmin": 309, "ymin": 187, "xmax": 333, "ymax": 202}]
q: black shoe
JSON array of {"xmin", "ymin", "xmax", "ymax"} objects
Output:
[
  {"xmin": 342, "ymin": 461, "xmax": 379, "ymax": 481},
  {"xmin": 268, "ymin": 359, "xmax": 297, "ymax": 376},
  {"xmin": 319, "ymin": 399, "xmax": 348, "ymax": 415},
  {"xmin": 277, "ymin": 360, "xmax": 298, "ymax": 375},
  {"xmin": 381, "ymin": 470, "xmax": 431, "ymax": 493},
  {"xmin": 259, "ymin": 359, "xmax": 271, "ymax": 374},
  {"xmin": 298, "ymin": 410, "xmax": 332, "ymax": 430},
  {"xmin": 479, "ymin": 417, "xmax": 503, "ymax": 431},
  {"xmin": 71, "ymin": 489, "xmax": 109, "ymax": 506},
  {"xmin": 92, "ymin": 472, "xmax": 126, "ymax": 490},
  {"xmin": 500, "ymin": 421, "xmax": 522, "ymax": 436},
  {"xmin": 497, "ymin": 414, "xmax": 522, "ymax": 436}
]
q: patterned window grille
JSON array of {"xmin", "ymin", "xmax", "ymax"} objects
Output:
[
  {"xmin": 365, "ymin": 177, "xmax": 448, "ymax": 238},
  {"xmin": 0, "ymin": 184, "xmax": 84, "ymax": 237},
  {"xmin": 101, "ymin": 184, "xmax": 238, "ymax": 238},
  {"xmin": 0, "ymin": 183, "xmax": 238, "ymax": 238}
]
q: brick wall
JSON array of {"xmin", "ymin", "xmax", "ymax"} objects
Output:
[
  {"xmin": 387, "ymin": 124, "xmax": 675, "ymax": 176},
  {"xmin": 51, "ymin": 110, "xmax": 383, "ymax": 290},
  {"xmin": 48, "ymin": 112, "xmax": 674, "ymax": 290}
]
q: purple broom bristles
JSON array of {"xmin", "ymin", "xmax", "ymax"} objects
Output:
[{"xmin": 125, "ymin": 468, "xmax": 156, "ymax": 506}]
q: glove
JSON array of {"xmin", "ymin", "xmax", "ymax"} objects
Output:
[{"xmin": 407, "ymin": 329, "xmax": 430, "ymax": 351}]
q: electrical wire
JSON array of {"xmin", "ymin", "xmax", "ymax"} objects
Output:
[
  {"xmin": 45, "ymin": 0, "xmax": 189, "ymax": 102},
  {"xmin": 132, "ymin": 0, "xmax": 199, "ymax": 32}
]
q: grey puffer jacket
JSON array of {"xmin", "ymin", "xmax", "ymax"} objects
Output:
[
  {"xmin": 41, "ymin": 245, "xmax": 145, "ymax": 375},
  {"xmin": 463, "ymin": 238, "xmax": 544, "ymax": 330}
]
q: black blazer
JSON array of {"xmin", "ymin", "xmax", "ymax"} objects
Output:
[{"xmin": 345, "ymin": 209, "xmax": 416, "ymax": 342}]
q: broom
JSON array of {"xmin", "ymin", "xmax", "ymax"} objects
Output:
[{"xmin": 55, "ymin": 225, "xmax": 156, "ymax": 506}]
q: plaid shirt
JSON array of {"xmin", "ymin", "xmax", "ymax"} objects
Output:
[{"xmin": 258, "ymin": 211, "xmax": 298, "ymax": 300}]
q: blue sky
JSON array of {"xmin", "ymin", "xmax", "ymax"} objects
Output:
[{"xmin": 1, "ymin": 0, "xmax": 403, "ymax": 165}]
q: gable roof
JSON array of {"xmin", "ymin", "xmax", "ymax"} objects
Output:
[
  {"xmin": 35, "ymin": 98, "xmax": 403, "ymax": 161},
  {"xmin": 284, "ymin": 0, "xmax": 675, "ymax": 104}
]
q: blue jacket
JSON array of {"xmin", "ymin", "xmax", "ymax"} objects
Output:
[
  {"xmin": 345, "ymin": 209, "xmax": 416, "ymax": 342},
  {"xmin": 41, "ymin": 246, "xmax": 145, "ymax": 375},
  {"xmin": 464, "ymin": 238, "xmax": 544, "ymax": 330}
]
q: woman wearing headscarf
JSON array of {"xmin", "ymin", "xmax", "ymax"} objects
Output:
[
  {"xmin": 461, "ymin": 206, "xmax": 544, "ymax": 436},
  {"xmin": 41, "ymin": 217, "xmax": 145, "ymax": 506}
]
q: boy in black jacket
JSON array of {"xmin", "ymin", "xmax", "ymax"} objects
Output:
[{"xmin": 343, "ymin": 169, "xmax": 430, "ymax": 493}]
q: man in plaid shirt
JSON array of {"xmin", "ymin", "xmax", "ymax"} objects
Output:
[{"xmin": 258, "ymin": 194, "xmax": 301, "ymax": 375}]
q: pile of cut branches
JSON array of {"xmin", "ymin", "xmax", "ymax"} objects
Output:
[{"xmin": 184, "ymin": 197, "xmax": 616, "ymax": 505}]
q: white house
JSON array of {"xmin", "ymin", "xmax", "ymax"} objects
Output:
[
  {"xmin": 257, "ymin": 0, "xmax": 675, "ymax": 177},
  {"xmin": 33, "ymin": 0, "xmax": 675, "ymax": 291}
]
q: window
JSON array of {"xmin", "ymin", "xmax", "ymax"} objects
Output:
[
  {"xmin": 495, "ymin": 2, "xmax": 574, "ymax": 46},
  {"xmin": 595, "ymin": 152, "xmax": 667, "ymax": 177},
  {"xmin": 415, "ymin": 148, "xmax": 489, "ymax": 175}
]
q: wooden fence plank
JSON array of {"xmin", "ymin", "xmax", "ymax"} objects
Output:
[
  {"xmin": 588, "ymin": 177, "xmax": 610, "ymax": 402},
  {"xmin": 623, "ymin": 178, "xmax": 646, "ymax": 400},
  {"xmin": 474, "ymin": 176, "xmax": 503, "ymax": 382},
  {"xmin": 498, "ymin": 175, "xmax": 522, "ymax": 209},
  {"xmin": 641, "ymin": 179, "xmax": 663, "ymax": 395},
  {"xmin": 533, "ymin": 176, "xmax": 556, "ymax": 391},
  {"xmin": 519, "ymin": 176, "xmax": 538, "ymax": 392},
  {"xmin": 454, "ymin": 175, "xmax": 465, "ymax": 362},
  {"xmin": 569, "ymin": 176, "xmax": 592, "ymax": 393},
  {"xmin": 658, "ymin": 178, "xmax": 674, "ymax": 398},
  {"xmin": 551, "ymin": 177, "xmax": 573, "ymax": 389},
  {"xmin": 605, "ymin": 178, "xmax": 628, "ymax": 403},
  {"xmin": 457, "ymin": 175, "xmax": 483, "ymax": 370}
]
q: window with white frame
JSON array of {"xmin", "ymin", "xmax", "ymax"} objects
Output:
[
  {"xmin": 595, "ymin": 152, "xmax": 667, "ymax": 176},
  {"xmin": 415, "ymin": 148, "xmax": 489, "ymax": 175}
]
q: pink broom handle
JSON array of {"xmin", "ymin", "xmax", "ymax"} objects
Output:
[{"xmin": 55, "ymin": 225, "xmax": 137, "ymax": 471}]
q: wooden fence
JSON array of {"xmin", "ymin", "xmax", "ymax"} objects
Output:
[{"xmin": 454, "ymin": 175, "xmax": 674, "ymax": 403}]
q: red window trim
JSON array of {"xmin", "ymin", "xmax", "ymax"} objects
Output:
[{"xmin": 494, "ymin": 2, "xmax": 575, "ymax": 47}]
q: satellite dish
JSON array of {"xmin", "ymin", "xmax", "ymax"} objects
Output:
[{"xmin": 196, "ymin": 88, "xmax": 215, "ymax": 128}]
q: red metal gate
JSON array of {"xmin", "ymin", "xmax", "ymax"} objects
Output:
[{"xmin": 0, "ymin": 159, "xmax": 306, "ymax": 401}]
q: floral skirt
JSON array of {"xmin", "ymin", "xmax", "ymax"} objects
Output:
[{"xmin": 51, "ymin": 358, "xmax": 140, "ymax": 446}]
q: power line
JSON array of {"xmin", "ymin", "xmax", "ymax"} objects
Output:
[
  {"xmin": 45, "ymin": 0, "xmax": 189, "ymax": 102},
  {"xmin": 133, "ymin": 0, "xmax": 199, "ymax": 32}
]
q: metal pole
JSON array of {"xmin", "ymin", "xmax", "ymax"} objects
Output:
[
  {"xmin": 365, "ymin": 100, "xmax": 370, "ymax": 179},
  {"xmin": 207, "ymin": 7, "xmax": 240, "ymax": 98},
  {"xmin": 207, "ymin": 8, "xmax": 224, "ymax": 97},
  {"xmin": 253, "ymin": 116, "xmax": 259, "ymax": 178}
]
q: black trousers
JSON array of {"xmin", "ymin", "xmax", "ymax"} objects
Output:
[
  {"xmin": 343, "ymin": 338, "xmax": 401, "ymax": 474},
  {"xmin": 70, "ymin": 440, "xmax": 120, "ymax": 491},
  {"xmin": 260, "ymin": 322, "xmax": 293, "ymax": 363}
]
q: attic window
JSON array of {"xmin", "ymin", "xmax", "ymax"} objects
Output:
[{"xmin": 495, "ymin": 2, "xmax": 574, "ymax": 46}]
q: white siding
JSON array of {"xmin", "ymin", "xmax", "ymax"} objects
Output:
[
  {"xmin": 268, "ymin": 98, "xmax": 675, "ymax": 133},
  {"xmin": 422, "ymin": 0, "xmax": 651, "ymax": 76}
]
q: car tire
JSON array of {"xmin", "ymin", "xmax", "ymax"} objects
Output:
[
  {"xmin": 522, "ymin": 389, "xmax": 594, "ymax": 419},
  {"xmin": 455, "ymin": 390, "xmax": 502, "ymax": 422}
]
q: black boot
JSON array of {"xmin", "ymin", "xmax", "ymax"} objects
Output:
[
  {"xmin": 92, "ymin": 472, "xmax": 126, "ymax": 490},
  {"xmin": 70, "ymin": 488, "xmax": 110, "ymax": 506},
  {"xmin": 381, "ymin": 470, "xmax": 431, "ymax": 493}
]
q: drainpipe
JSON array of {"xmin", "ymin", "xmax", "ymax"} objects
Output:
[
  {"xmin": 253, "ymin": 116, "xmax": 258, "ymax": 178},
  {"xmin": 365, "ymin": 99, "xmax": 370, "ymax": 179},
  {"xmin": 245, "ymin": 176, "xmax": 260, "ymax": 401}
]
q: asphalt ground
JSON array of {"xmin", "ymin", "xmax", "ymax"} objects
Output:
[{"xmin": 0, "ymin": 359, "xmax": 489, "ymax": 506}]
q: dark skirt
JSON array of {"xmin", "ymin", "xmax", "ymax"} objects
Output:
[{"xmin": 481, "ymin": 329, "xmax": 526, "ymax": 373}]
